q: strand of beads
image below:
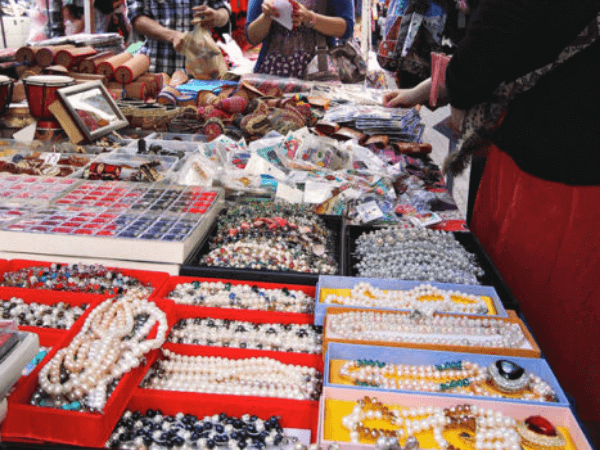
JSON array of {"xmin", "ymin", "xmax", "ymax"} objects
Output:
[
  {"xmin": 106, "ymin": 410, "xmax": 292, "ymax": 450},
  {"xmin": 199, "ymin": 202, "xmax": 338, "ymax": 274},
  {"xmin": 324, "ymin": 282, "xmax": 489, "ymax": 315},
  {"xmin": 167, "ymin": 281, "xmax": 315, "ymax": 313},
  {"xmin": 1, "ymin": 297, "xmax": 89, "ymax": 329},
  {"xmin": 34, "ymin": 289, "xmax": 168, "ymax": 412},
  {"xmin": 339, "ymin": 360, "xmax": 486, "ymax": 393},
  {"xmin": 342, "ymin": 397, "xmax": 521, "ymax": 450},
  {"xmin": 353, "ymin": 227, "xmax": 484, "ymax": 284},
  {"xmin": 169, "ymin": 318, "xmax": 323, "ymax": 353},
  {"xmin": 338, "ymin": 359, "xmax": 557, "ymax": 401},
  {"xmin": 328, "ymin": 311, "xmax": 527, "ymax": 349},
  {"xmin": 0, "ymin": 263, "xmax": 151, "ymax": 295},
  {"xmin": 142, "ymin": 349, "xmax": 322, "ymax": 401}
]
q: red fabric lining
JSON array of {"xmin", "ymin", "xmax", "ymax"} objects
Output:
[{"xmin": 471, "ymin": 146, "xmax": 600, "ymax": 421}]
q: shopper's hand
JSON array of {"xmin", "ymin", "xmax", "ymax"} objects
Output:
[
  {"xmin": 193, "ymin": 5, "xmax": 225, "ymax": 29},
  {"xmin": 383, "ymin": 88, "xmax": 424, "ymax": 108},
  {"xmin": 290, "ymin": 0, "xmax": 310, "ymax": 29},
  {"xmin": 170, "ymin": 30, "xmax": 187, "ymax": 53},
  {"xmin": 261, "ymin": 0, "xmax": 280, "ymax": 18}
]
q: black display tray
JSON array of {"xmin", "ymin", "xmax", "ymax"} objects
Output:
[
  {"xmin": 180, "ymin": 215, "xmax": 345, "ymax": 286},
  {"xmin": 343, "ymin": 225, "xmax": 520, "ymax": 312}
]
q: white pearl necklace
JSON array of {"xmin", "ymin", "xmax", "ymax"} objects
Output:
[
  {"xmin": 342, "ymin": 397, "xmax": 521, "ymax": 450},
  {"xmin": 169, "ymin": 318, "xmax": 323, "ymax": 353},
  {"xmin": 328, "ymin": 311, "xmax": 527, "ymax": 349},
  {"xmin": 338, "ymin": 360, "xmax": 556, "ymax": 401},
  {"xmin": 143, "ymin": 349, "xmax": 322, "ymax": 401},
  {"xmin": 324, "ymin": 282, "xmax": 489, "ymax": 315},
  {"xmin": 37, "ymin": 289, "xmax": 168, "ymax": 411},
  {"xmin": 168, "ymin": 281, "xmax": 315, "ymax": 313}
]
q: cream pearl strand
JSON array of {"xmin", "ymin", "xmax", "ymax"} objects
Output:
[
  {"xmin": 325, "ymin": 282, "xmax": 489, "ymax": 316},
  {"xmin": 328, "ymin": 311, "xmax": 527, "ymax": 349},
  {"xmin": 144, "ymin": 350, "xmax": 322, "ymax": 400},
  {"xmin": 38, "ymin": 289, "xmax": 168, "ymax": 411}
]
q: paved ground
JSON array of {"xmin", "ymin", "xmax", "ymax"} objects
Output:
[{"xmin": 420, "ymin": 105, "xmax": 470, "ymax": 220}]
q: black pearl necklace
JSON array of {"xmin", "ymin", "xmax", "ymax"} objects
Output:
[{"xmin": 106, "ymin": 410, "xmax": 292, "ymax": 449}]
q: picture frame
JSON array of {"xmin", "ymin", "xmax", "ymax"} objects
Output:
[{"xmin": 56, "ymin": 80, "xmax": 128, "ymax": 142}]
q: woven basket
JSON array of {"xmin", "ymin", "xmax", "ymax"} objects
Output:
[{"xmin": 118, "ymin": 102, "xmax": 187, "ymax": 131}]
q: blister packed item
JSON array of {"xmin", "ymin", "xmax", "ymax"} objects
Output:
[
  {"xmin": 198, "ymin": 135, "xmax": 236, "ymax": 165},
  {"xmin": 177, "ymin": 153, "xmax": 221, "ymax": 187},
  {"xmin": 247, "ymin": 136, "xmax": 290, "ymax": 176},
  {"xmin": 292, "ymin": 134, "xmax": 350, "ymax": 171},
  {"xmin": 345, "ymin": 141, "xmax": 388, "ymax": 174}
]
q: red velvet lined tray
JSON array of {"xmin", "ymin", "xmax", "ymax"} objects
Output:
[
  {"xmin": 157, "ymin": 275, "xmax": 317, "ymax": 324},
  {"xmin": 1, "ymin": 298, "xmax": 174, "ymax": 447},
  {"xmin": 0, "ymin": 259, "xmax": 170, "ymax": 301},
  {"xmin": 137, "ymin": 344, "xmax": 321, "ymax": 442}
]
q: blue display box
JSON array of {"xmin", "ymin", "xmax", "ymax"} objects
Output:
[
  {"xmin": 324, "ymin": 342, "xmax": 569, "ymax": 408},
  {"xmin": 315, "ymin": 275, "xmax": 508, "ymax": 325}
]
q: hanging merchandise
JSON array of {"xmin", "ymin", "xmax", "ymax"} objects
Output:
[{"xmin": 181, "ymin": 23, "xmax": 228, "ymax": 80}]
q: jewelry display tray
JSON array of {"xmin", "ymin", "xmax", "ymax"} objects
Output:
[
  {"xmin": 324, "ymin": 342, "xmax": 570, "ymax": 407},
  {"xmin": 343, "ymin": 226, "xmax": 521, "ymax": 312},
  {"xmin": 317, "ymin": 386, "xmax": 595, "ymax": 450},
  {"xmin": 0, "ymin": 299, "xmax": 175, "ymax": 448},
  {"xmin": 322, "ymin": 308, "xmax": 542, "ymax": 358},
  {"xmin": 154, "ymin": 274, "xmax": 318, "ymax": 323},
  {"xmin": 180, "ymin": 214, "xmax": 345, "ymax": 286},
  {"xmin": 314, "ymin": 275, "xmax": 508, "ymax": 326}
]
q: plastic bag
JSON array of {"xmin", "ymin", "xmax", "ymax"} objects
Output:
[{"xmin": 182, "ymin": 24, "xmax": 227, "ymax": 80}]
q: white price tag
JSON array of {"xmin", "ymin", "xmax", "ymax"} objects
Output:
[
  {"xmin": 43, "ymin": 153, "xmax": 61, "ymax": 166},
  {"xmin": 356, "ymin": 200, "xmax": 385, "ymax": 223}
]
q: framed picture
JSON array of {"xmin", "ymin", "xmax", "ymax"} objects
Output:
[{"xmin": 56, "ymin": 81, "xmax": 128, "ymax": 142}]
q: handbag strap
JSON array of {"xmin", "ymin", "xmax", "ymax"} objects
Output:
[{"xmin": 314, "ymin": 0, "xmax": 329, "ymax": 73}]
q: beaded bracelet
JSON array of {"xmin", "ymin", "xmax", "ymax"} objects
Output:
[
  {"xmin": 169, "ymin": 317, "xmax": 323, "ymax": 353},
  {"xmin": 0, "ymin": 263, "xmax": 151, "ymax": 296},
  {"xmin": 168, "ymin": 281, "xmax": 315, "ymax": 313},
  {"xmin": 1, "ymin": 297, "xmax": 89, "ymax": 329},
  {"xmin": 107, "ymin": 410, "xmax": 294, "ymax": 450},
  {"xmin": 200, "ymin": 202, "xmax": 338, "ymax": 274}
]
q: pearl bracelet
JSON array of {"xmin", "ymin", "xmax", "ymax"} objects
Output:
[
  {"xmin": 168, "ymin": 281, "xmax": 315, "ymax": 314},
  {"xmin": 142, "ymin": 349, "xmax": 322, "ymax": 401},
  {"xmin": 169, "ymin": 318, "xmax": 323, "ymax": 354}
]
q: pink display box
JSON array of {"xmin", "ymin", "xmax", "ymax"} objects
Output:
[{"xmin": 318, "ymin": 386, "xmax": 594, "ymax": 450}]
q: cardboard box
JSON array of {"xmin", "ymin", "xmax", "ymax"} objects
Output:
[{"xmin": 315, "ymin": 275, "xmax": 507, "ymax": 325}]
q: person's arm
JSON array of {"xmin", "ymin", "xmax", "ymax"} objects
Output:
[
  {"xmin": 193, "ymin": 0, "xmax": 231, "ymax": 29},
  {"xmin": 246, "ymin": 0, "xmax": 274, "ymax": 45},
  {"xmin": 131, "ymin": 15, "xmax": 186, "ymax": 52},
  {"xmin": 293, "ymin": 0, "xmax": 348, "ymax": 38}
]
